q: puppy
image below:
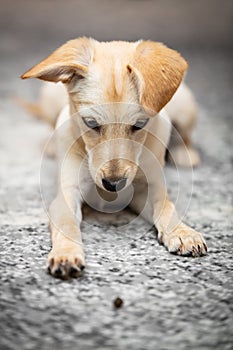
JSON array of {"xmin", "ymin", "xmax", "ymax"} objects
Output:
[{"xmin": 21, "ymin": 37, "xmax": 207, "ymax": 279}]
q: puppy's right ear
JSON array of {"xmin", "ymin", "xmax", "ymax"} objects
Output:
[
  {"xmin": 127, "ymin": 41, "xmax": 188, "ymax": 115},
  {"xmin": 21, "ymin": 37, "xmax": 95, "ymax": 83}
]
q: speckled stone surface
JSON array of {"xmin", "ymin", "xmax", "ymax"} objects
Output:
[{"xmin": 1, "ymin": 1, "xmax": 233, "ymax": 350}]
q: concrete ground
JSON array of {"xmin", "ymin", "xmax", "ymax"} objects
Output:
[{"xmin": 0, "ymin": 1, "xmax": 233, "ymax": 350}]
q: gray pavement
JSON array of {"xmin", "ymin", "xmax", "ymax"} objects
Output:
[{"xmin": 0, "ymin": 1, "xmax": 233, "ymax": 350}]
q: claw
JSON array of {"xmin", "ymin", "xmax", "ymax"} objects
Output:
[
  {"xmin": 203, "ymin": 243, "xmax": 208, "ymax": 253},
  {"xmin": 68, "ymin": 266, "xmax": 81, "ymax": 278},
  {"xmin": 79, "ymin": 263, "xmax": 85, "ymax": 271},
  {"xmin": 191, "ymin": 246, "xmax": 199, "ymax": 257},
  {"xmin": 54, "ymin": 266, "xmax": 63, "ymax": 276}
]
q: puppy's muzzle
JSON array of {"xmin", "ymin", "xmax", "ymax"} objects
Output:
[{"xmin": 102, "ymin": 177, "xmax": 127, "ymax": 192}]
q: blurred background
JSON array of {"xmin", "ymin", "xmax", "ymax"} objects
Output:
[
  {"xmin": 1, "ymin": 1, "xmax": 233, "ymax": 350},
  {"xmin": 1, "ymin": 0, "xmax": 233, "ymax": 51},
  {"xmin": 1, "ymin": 0, "xmax": 233, "ymax": 96}
]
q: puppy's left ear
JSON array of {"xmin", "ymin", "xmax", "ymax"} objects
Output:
[
  {"xmin": 21, "ymin": 37, "xmax": 95, "ymax": 83},
  {"xmin": 127, "ymin": 41, "xmax": 188, "ymax": 114}
]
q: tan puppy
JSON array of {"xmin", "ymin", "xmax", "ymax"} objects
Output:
[{"xmin": 21, "ymin": 37, "xmax": 207, "ymax": 279}]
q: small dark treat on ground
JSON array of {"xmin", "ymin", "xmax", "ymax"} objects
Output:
[
  {"xmin": 114, "ymin": 297, "xmax": 123, "ymax": 308},
  {"xmin": 130, "ymin": 242, "xmax": 137, "ymax": 248}
]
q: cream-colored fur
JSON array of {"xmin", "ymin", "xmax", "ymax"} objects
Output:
[{"xmin": 21, "ymin": 38, "xmax": 207, "ymax": 279}]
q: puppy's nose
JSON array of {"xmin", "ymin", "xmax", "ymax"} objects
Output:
[{"xmin": 102, "ymin": 177, "xmax": 127, "ymax": 192}]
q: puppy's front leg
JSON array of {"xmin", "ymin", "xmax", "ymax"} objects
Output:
[
  {"xmin": 153, "ymin": 197, "xmax": 207, "ymax": 256},
  {"xmin": 47, "ymin": 149, "xmax": 86, "ymax": 279}
]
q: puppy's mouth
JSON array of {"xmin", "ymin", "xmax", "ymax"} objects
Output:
[{"xmin": 101, "ymin": 177, "xmax": 127, "ymax": 192}]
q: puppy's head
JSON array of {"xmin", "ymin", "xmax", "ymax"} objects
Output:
[{"xmin": 22, "ymin": 37, "xmax": 187, "ymax": 192}]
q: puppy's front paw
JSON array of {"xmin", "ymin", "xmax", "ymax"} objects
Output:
[
  {"xmin": 47, "ymin": 248, "xmax": 85, "ymax": 279},
  {"xmin": 160, "ymin": 223, "xmax": 207, "ymax": 257}
]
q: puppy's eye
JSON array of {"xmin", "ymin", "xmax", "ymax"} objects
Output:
[
  {"xmin": 131, "ymin": 118, "xmax": 149, "ymax": 132},
  {"xmin": 82, "ymin": 117, "xmax": 101, "ymax": 131}
]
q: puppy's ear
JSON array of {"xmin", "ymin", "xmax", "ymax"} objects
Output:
[
  {"xmin": 127, "ymin": 41, "xmax": 188, "ymax": 114},
  {"xmin": 21, "ymin": 37, "xmax": 95, "ymax": 83}
]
